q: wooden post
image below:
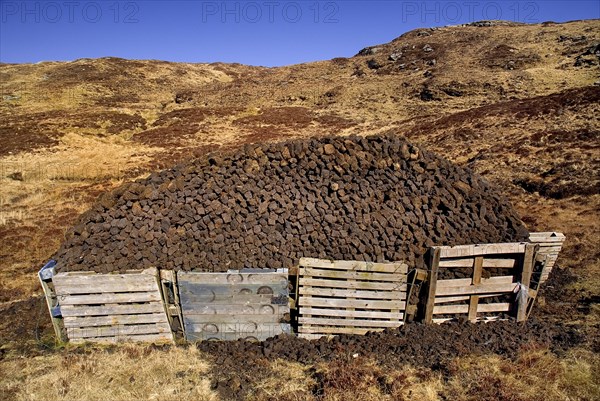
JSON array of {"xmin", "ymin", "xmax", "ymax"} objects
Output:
[
  {"xmin": 468, "ymin": 256, "xmax": 483, "ymax": 322},
  {"xmin": 517, "ymin": 244, "xmax": 536, "ymax": 322},
  {"xmin": 424, "ymin": 248, "xmax": 441, "ymax": 324},
  {"xmin": 38, "ymin": 262, "xmax": 66, "ymax": 342}
]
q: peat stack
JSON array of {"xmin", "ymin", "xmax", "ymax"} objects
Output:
[{"xmin": 53, "ymin": 134, "xmax": 529, "ymax": 273}]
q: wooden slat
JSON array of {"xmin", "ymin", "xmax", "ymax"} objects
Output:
[
  {"xmin": 180, "ymin": 295, "xmax": 285, "ymax": 306},
  {"xmin": 63, "ymin": 313, "xmax": 168, "ymax": 328},
  {"xmin": 184, "ymin": 314, "xmax": 288, "ymax": 324},
  {"xmin": 299, "ymin": 317, "xmax": 402, "ymax": 328},
  {"xmin": 438, "ymin": 258, "xmax": 517, "ymax": 268},
  {"xmin": 53, "ymin": 274, "xmax": 157, "ymax": 288},
  {"xmin": 58, "ymin": 291, "xmax": 162, "ymax": 305},
  {"xmin": 177, "ymin": 303, "xmax": 288, "ymax": 315},
  {"xmin": 299, "ymin": 307, "xmax": 403, "ymax": 320},
  {"xmin": 70, "ymin": 333, "xmax": 174, "ymax": 343},
  {"xmin": 468, "ymin": 256, "xmax": 483, "ymax": 322},
  {"xmin": 437, "ymin": 276, "xmax": 514, "ymax": 289},
  {"xmin": 300, "ymin": 297, "xmax": 405, "ymax": 310},
  {"xmin": 179, "ymin": 283, "xmax": 287, "ymax": 297},
  {"xmin": 299, "ymin": 278, "xmax": 405, "ymax": 291},
  {"xmin": 298, "ymin": 286, "xmax": 406, "ymax": 300},
  {"xmin": 54, "ymin": 281, "xmax": 158, "ymax": 295},
  {"xmin": 67, "ymin": 323, "xmax": 172, "ymax": 339},
  {"xmin": 186, "ymin": 326, "xmax": 289, "ymax": 341},
  {"xmin": 178, "ymin": 272, "xmax": 288, "ymax": 285},
  {"xmin": 299, "ymin": 258, "xmax": 408, "ymax": 274},
  {"xmin": 300, "ymin": 267, "xmax": 407, "ymax": 282},
  {"xmin": 299, "ymin": 326, "xmax": 376, "ymax": 335},
  {"xmin": 434, "ymin": 293, "xmax": 506, "ymax": 304},
  {"xmin": 61, "ymin": 303, "xmax": 165, "ymax": 317},
  {"xmin": 436, "ymin": 282, "xmax": 518, "ymax": 296},
  {"xmin": 437, "ymin": 243, "xmax": 526, "ymax": 258},
  {"xmin": 184, "ymin": 323, "xmax": 287, "ymax": 334},
  {"xmin": 433, "ymin": 303, "xmax": 511, "ymax": 314}
]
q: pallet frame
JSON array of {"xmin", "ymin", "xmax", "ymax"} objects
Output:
[
  {"xmin": 423, "ymin": 242, "xmax": 538, "ymax": 323},
  {"xmin": 177, "ymin": 269, "xmax": 291, "ymax": 342},
  {"xmin": 51, "ymin": 267, "xmax": 174, "ymax": 343},
  {"xmin": 296, "ymin": 258, "xmax": 409, "ymax": 339}
]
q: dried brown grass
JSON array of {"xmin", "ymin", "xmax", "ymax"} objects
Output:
[{"xmin": 0, "ymin": 345, "xmax": 217, "ymax": 401}]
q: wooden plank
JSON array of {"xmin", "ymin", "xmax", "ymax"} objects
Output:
[
  {"xmin": 298, "ymin": 286, "xmax": 406, "ymax": 300},
  {"xmin": 63, "ymin": 313, "xmax": 168, "ymax": 328},
  {"xmin": 299, "ymin": 297, "xmax": 405, "ymax": 310},
  {"xmin": 468, "ymin": 256, "xmax": 483, "ymax": 322},
  {"xmin": 437, "ymin": 243, "xmax": 526, "ymax": 258},
  {"xmin": 67, "ymin": 323, "xmax": 172, "ymax": 339},
  {"xmin": 59, "ymin": 291, "xmax": 162, "ymax": 305},
  {"xmin": 61, "ymin": 303, "xmax": 165, "ymax": 317},
  {"xmin": 54, "ymin": 281, "xmax": 158, "ymax": 295},
  {"xmin": 184, "ymin": 322, "xmax": 287, "ymax": 334},
  {"xmin": 438, "ymin": 258, "xmax": 517, "ymax": 268},
  {"xmin": 298, "ymin": 317, "xmax": 402, "ymax": 328},
  {"xmin": 180, "ymin": 294, "xmax": 285, "ymax": 306},
  {"xmin": 299, "ymin": 258, "xmax": 408, "ymax": 274},
  {"xmin": 433, "ymin": 303, "xmax": 511, "ymax": 314},
  {"xmin": 178, "ymin": 272, "xmax": 288, "ymax": 285},
  {"xmin": 300, "ymin": 268, "xmax": 407, "ymax": 282},
  {"xmin": 434, "ymin": 293, "xmax": 507, "ymax": 304},
  {"xmin": 70, "ymin": 333, "xmax": 173, "ymax": 344},
  {"xmin": 178, "ymin": 283, "xmax": 287, "ymax": 297},
  {"xmin": 39, "ymin": 273, "xmax": 66, "ymax": 342},
  {"xmin": 299, "ymin": 278, "xmax": 405, "ymax": 291},
  {"xmin": 424, "ymin": 248, "xmax": 441, "ymax": 323},
  {"xmin": 53, "ymin": 274, "xmax": 157, "ymax": 288},
  {"xmin": 298, "ymin": 326, "xmax": 379, "ymax": 335},
  {"xmin": 177, "ymin": 303, "xmax": 288, "ymax": 315},
  {"xmin": 186, "ymin": 325, "xmax": 289, "ymax": 341},
  {"xmin": 517, "ymin": 243, "xmax": 536, "ymax": 322},
  {"xmin": 183, "ymin": 314, "xmax": 288, "ymax": 324},
  {"xmin": 300, "ymin": 307, "xmax": 403, "ymax": 320},
  {"xmin": 436, "ymin": 282, "xmax": 518, "ymax": 296},
  {"xmin": 529, "ymin": 232, "xmax": 565, "ymax": 240},
  {"xmin": 437, "ymin": 276, "xmax": 514, "ymax": 289}
]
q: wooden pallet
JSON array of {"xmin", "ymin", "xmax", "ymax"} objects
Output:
[
  {"xmin": 178, "ymin": 270, "xmax": 291, "ymax": 341},
  {"xmin": 52, "ymin": 268, "xmax": 173, "ymax": 343},
  {"xmin": 529, "ymin": 232, "xmax": 565, "ymax": 283},
  {"xmin": 297, "ymin": 258, "xmax": 408, "ymax": 339},
  {"xmin": 423, "ymin": 243, "xmax": 537, "ymax": 323}
]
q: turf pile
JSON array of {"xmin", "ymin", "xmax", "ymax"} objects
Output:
[{"xmin": 54, "ymin": 134, "xmax": 528, "ymax": 273}]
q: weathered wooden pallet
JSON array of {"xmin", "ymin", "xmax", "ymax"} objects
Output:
[
  {"xmin": 178, "ymin": 270, "xmax": 291, "ymax": 341},
  {"xmin": 423, "ymin": 243, "xmax": 537, "ymax": 323},
  {"xmin": 297, "ymin": 258, "xmax": 408, "ymax": 339},
  {"xmin": 52, "ymin": 267, "xmax": 173, "ymax": 343},
  {"xmin": 529, "ymin": 232, "xmax": 565, "ymax": 283}
]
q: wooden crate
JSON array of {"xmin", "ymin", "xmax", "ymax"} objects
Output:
[
  {"xmin": 423, "ymin": 243, "xmax": 537, "ymax": 324},
  {"xmin": 52, "ymin": 268, "xmax": 173, "ymax": 343},
  {"xmin": 297, "ymin": 258, "xmax": 408, "ymax": 339},
  {"xmin": 529, "ymin": 232, "xmax": 565, "ymax": 283},
  {"xmin": 178, "ymin": 270, "xmax": 291, "ymax": 341}
]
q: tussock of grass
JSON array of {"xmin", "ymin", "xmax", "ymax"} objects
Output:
[
  {"xmin": 0, "ymin": 345, "xmax": 217, "ymax": 401},
  {"xmin": 444, "ymin": 347, "xmax": 600, "ymax": 401}
]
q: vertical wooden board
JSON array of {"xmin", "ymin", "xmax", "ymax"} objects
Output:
[
  {"xmin": 468, "ymin": 256, "xmax": 483, "ymax": 322},
  {"xmin": 424, "ymin": 248, "xmax": 441, "ymax": 323},
  {"xmin": 517, "ymin": 244, "xmax": 536, "ymax": 322}
]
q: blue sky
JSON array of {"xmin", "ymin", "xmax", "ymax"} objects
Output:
[{"xmin": 1, "ymin": 1, "xmax": 599, "ymax": 66}]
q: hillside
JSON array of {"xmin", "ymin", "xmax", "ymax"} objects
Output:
[{"xmin": 0, "ymin": 18, "xmax": 598, "ymax": 400}]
